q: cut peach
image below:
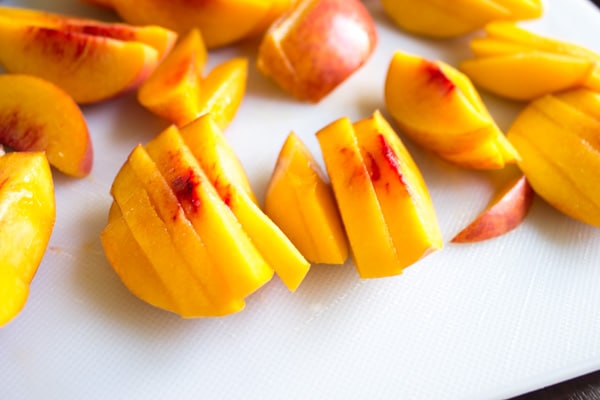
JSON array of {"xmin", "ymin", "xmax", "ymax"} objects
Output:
[
  {"xmin": 265, "ymin": 133, "xmax": 348, "ymax": 265},
  {"xmin": 507, "ymin": 90, "xmax": 600, "ymax": 226},
  {"xmin": 82, "ymin": 0, "xmax": 293, "ymax": 49},
  {"xmin": 257, "ymin": 0, "xmax": 377, "ymax": 102},
  {"xmin": 0, "ymin": 6, "xmax": 177, "ymax": 104},
  {"xmin": 385, "ymin": 51, "xmax": 518, "ymax": 169},
  {"xmin": 0, "ymin": 152, "xmax": 55, "ymax": 327},
  {"xmin": 452, "ymin": 175, "xmax": 534, "ymax": 243},
  {"xmin": 381, "ymin": 0, "xmax": 542, "ymax": 38},
  {"xmin": 0, "ymin": 74, "xmax": 92, "ymax": 177},
  {"xmin": 180, "ymin": 116, "xmax": 310, "ymax": 291},
  {"xmin": 316, "ymin": 112, "xmax": 442, "ymax": 278}
]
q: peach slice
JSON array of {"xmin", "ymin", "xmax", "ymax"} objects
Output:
[
  {"xmin": 507, "ymin": 90, "xmax": 600, "ymax": 227},
  {"xmin": 316, "ymin": 111, "xmax": 442, "ymax": 278},
  {"xmin": 452, "ymin": 175, "xmax": 534, "ymax": 243},
  {"xmin": 81, "ymin": 0, "xmax": 294, "ymax": 49},
  {"xmin": 0, "ymin": 74, "xmax": 92, "ymax": 177},
  {"xmin": 138, "ymin": 29, "xmax": 248, "ymax": 129},
  {"xmin": 460, "ymin": 22, "xmax": 600, "ymax": 100},
  {"xmin": 0, "ymin": 152, "xmax": 55, "ymax": 327},
  {"xmin": 385, "ymin": 50, "xmax": 518, "ymax": 170},
  {"xmin": 381, "ymin": 0, "xmax": 542, "ymax": 38},
  {"xmin": 0, "ymin": 6, "xmax": 177, "ymax": 104},
  {"xmin": 257, "ymin": 0, "xmax": 377, "ymax": 103},
  {"xmin": 180, "ymin": 116, "xmax": 310, "ymax": 291},
  {"xmin": 265, "ymin": 133, "xmax": 348, "ymax": 265},
  {"xmin": 144, "ymin": 126, "xmax": 274, "ymax": 300}
]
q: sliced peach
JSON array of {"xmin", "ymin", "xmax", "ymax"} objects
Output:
[
  {"xmin": 0, "ymin": 152, "xmax": 55, "ymax": 327},
  {"xmin": 257, "ymin": 0, "xmax": 377, "ymax": 102},
  {"xmin": 0, "ymin": 74, "xmax": 92, "ymax": 177},
  {"xmin": 265, "ymin": 133, "xmax": 348, "ymax": 265},
  {"xmin": 83, "ymin": 0, "xmax": 286, "ymax": 48},
  {"xmin": 381, "ymin": 0, "xmax": 541, "ymax": 38},
  {"xmin": 138, "ymin": 29, "xmax": 208, "ymax": 128},
  {"xmin": 144, "ymin": 126, "xmax": 274, "ymax": 299},
  {"xmin": 316, "ymin": 112, "xmax": 442, "ymax": 278},
  {"xmin": 180, "ymin": 115, "xmax": 309, "ymax": 291},
  {"xmin": 0, "ymin": 6, "xmax": 176, "ymax": 104},
  {"xmin": 452, "ymin": 175, "xmax": 534, "ymax": 243},
  {"xmin": 385, "ymin": 51, "xmax": 518, "ymax": 169},
  {"xmin": 507, "ymin": 91, "xmax": 600, "ymax": 226}
]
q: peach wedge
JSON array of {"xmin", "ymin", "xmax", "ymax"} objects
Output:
[
  {"xmin": 0, "ymin": 152, "xmax": 55, "ymax": 327},
  {"xmin": 316, "ymin": 111, "xmax": 442, "ymax": 279},
  {"xmin": 381, "ymin": 0, "xmax": 542, "ymax": 38},
  {"xmin": 81, "ymin": 0, "xmax": 295, "ymax": 49},
  {"xmin": 507, "ymin": 89, "xmax": 600, "ymax": 227},
  {"xmin": 0, "ymin": 6, "xmax": 177, "ymax": 104},
  {"xmin": 0, "ymin": 74, "xmax": 92, "ymax": 177},
  {"xmin": 265, "ymin": 133, "xmax": 348, "ymax": 265},
  {"xmin": 138, "ymin": 29, "xmax": 248, "ymax": 130},
  {"xmin": 460, "ymin": 22, "xmax": 600, "ymax": 100},
  {"xmin": 257, "ymin": 0, "xmax": 377, "ymax": 103},
  {"xmin": 385, "ymin": 51, "xmax": 518, "ymax": 170}
]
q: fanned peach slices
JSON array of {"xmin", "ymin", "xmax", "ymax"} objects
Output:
[
  {"xmin": 0, "ymin": 6, "xmax": 177, "ymax": 104},
  {"xmin": 461, "ymin": 22, "xmax": 600, "ymax": 100},
  {"xmin": 101, "ymin": 115, "xmax": 309, "ymax": 317},
  {"xmin": 385, "ymin": 51, "xmax": 518, "ymax": 170}
]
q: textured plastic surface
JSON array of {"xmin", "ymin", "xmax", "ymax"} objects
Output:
[{"xmin": 1, "ymin": 0, "xmax": 600, "ymax": 399}]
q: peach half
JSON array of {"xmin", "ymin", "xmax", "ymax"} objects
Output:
[
  {"xmin": 460, "ymin": 22, "xmax": 600, "ymax": 100},
  {"xmin": 0, "ymin": 6, "xmax": 177, "ymax": 104},
  {"xmin": 381, "ymin": 0, "xmax": 542, "ymax": 38},
  {"xmin": 257, "ymin": 0, "xmax": 377, "ymax": 103},
  {"xmin": 507, "ymin": 89, "xmax": 600, "ymax": 227},
  {"xmin": 316, "ymin": 111, "xmax": 442, "ymax": 279},
  {"xmin": 138, "ymin": 29, "xmax": 248, "ymax": 130},
  {"xmin": 0, "ymin": 151, "xmax": 55, "ymax": 327},
  {"xmin": 0, "ymin": 74, "xmax": 92, "ymax": 177},
  {"xmin": 81, "ymin": 0, "xmax": 296, "ymax": 49},
  {"xmin": 265, "ymin": 133, "xmax": 348, "ymax": 265},
  {"xmin": 385, "ymin": 51, "xmax": 518, "ymax": 170}
]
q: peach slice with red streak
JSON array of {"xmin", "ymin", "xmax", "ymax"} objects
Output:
[
  {"xmin": 257, "ymin": 0, "xmax": 378, "ymax": 103},
  {"xmin": 80, "ymin": 0, "xmax": 296, "ymax": 49},
  {"xmin": 0, "ymin": 74, "xmax": 92, "ymax": 177},
  {"xmin": 385, "ymin": 50, "xmax": 518, "ymax": 170},
  {"xmin": 0, "ymin": 6, "xmax": 177, "ymax": 104},
  {"xmin": 452, "ymin": 175, "xmax": 534, "ymax": 243}
]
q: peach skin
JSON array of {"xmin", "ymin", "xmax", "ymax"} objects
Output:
[
  {"xmin": 257, "ymin": 0, "xmax": 377, "ymax": 103},
  {"xmin": 0, "ymin": 152, "xmax": 55, "ymax": 327},
  {"xmin": 385, "ymin": 50, "xmax": 518, "ymax": 169},
  {"xmin": 0, "ymin": 74, "xmax": 93, "ymax": 177},
  {"xmin": 265, "ymin": 133, "xmax": 348, "ymax": 265}
]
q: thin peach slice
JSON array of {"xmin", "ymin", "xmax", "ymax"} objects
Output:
[
  {"xmin": 265, "ymin": 132, "xmax": 348, "ymax": 265},
  {"xmin": 180, "ymin": 115, "xmax": 309, "ymax": 292},
  {"xmin": 452, "ymin": 175, "xmax": 534, "ymax": 243},
  {"xmin": 0, "ymin": 74, "xmax": 92, "ymax": 177},
  {"xmin": 0, "ymin": 152, "xmax": 55, "ymax": 327},
  {"xmin": 138, "ymin": 29, "xmax": 208, "ymax": 128}
]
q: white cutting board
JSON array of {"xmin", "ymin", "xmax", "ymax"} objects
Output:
[{"xmin": 1, "ymin": 0, "xmax": 600, "ymax": 399}]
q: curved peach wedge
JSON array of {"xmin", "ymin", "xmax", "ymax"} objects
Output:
[
  {"xmin": 316, "ymin": 111, "xmax": 442, "ymax": 279},
  {"xmin": 507, "ymin": 89, "xmax": 600, "ymax": 227},
  {"xmin": 0, "ymin": 152, "xmax": 55, "ymax": 327},
  {"xmin": 81, "ymin": 0, "xmax": 295, "ymax": 49},
  {"xmin": 257, "ymin": 0, "xmax": 377, "ymax": 103},
  {"xmin": 0, "ymin": 74, "xmax": 92, "ymax": 177},
  {"xmin": 265, "ymin": 133, "xmax": 348, "ymax": 265},
  {"xmin": 381, "ymin": 0, "xmax": 542, "ymax": 38},
  {"xmin": 385, "ymin": 51, "xmax": 518, "ymax": 170},
  {"xmin": 452, "ymin": 175, "xmax": 534, "ymax": 243},
  {"xmin": 460, "ymin": 22, "xmax": 600, "ymax": 100},
  {"xmin": 0, "ymin": 6, "xmax": 177, "ymax": 104}
]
